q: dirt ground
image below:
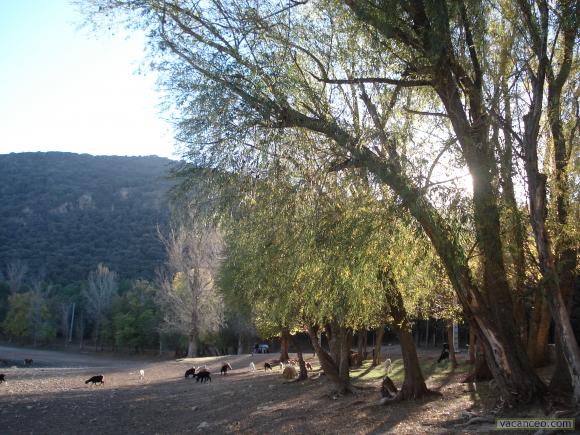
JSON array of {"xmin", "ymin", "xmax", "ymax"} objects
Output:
[{"xmin": 0, "ymin": 345, "xmax": 541, "ymax": 434}]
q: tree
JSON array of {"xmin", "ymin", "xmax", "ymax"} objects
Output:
[
  {"xmin": 5, "ymin": 260, "xmax": 28, "ymax": 293},
  {"xmin": 2, "ymin": 292, "xmax": 33, "ymax": 339},
  {"xmin": 83, "ymin": 0, "xmax": 579, "ymax": 406},
  {"xmin": 157, "ymin": 216, "xmax": 223, "ymax": 357},
  {"xmin": 113, "ymin": 280, "xmax": 160, "ymax": 352},
  {"xmin": 82, "ymin": 263, "xmax": 118, "ymax": 351}
]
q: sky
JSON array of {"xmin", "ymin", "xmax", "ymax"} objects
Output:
[{"xmin": 0, "ymin": 0, "xmax": 177, "ymax": 159}]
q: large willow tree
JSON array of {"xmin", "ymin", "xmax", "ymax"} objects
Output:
[{"xmin": 82, "ymin": 0, "xmax": 579, "ymax": 407}]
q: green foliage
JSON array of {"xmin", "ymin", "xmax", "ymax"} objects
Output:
[
  {"xmin": 112, "ymin": 280, "xmax": 160, "ymax": 351},
  {"xmin": 2, "ymin": 292, "xmax": 33, "ymax": 338},
  {"xmin": 0, "ymin": 152, "xmax": 174, "ymax": 284},
  {"xmin": 218, "ymin": 175, "xmax": 452, "ymax": 336}
]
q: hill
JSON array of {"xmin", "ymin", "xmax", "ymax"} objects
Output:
[{"xmin": 0, "ymin": 152, "xmax": 175, "ymax": 284}]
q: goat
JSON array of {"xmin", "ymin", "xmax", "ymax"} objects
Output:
[
  {"xmin": 305, "ymin": 362, "xmax": 312, "ymax": 371},
  {"xmin": 437, "ymin": 343, "xmax": 450, "ymax": 363},
  {"xmin": 384, "ymin": 358, "xmax": 392, "ymax": 373},
  {"xmin": 24, "ymin": 358, "xmax": 33, "ymax": 365},
  {"xmin": 185, "ymin": 367, "xmax": 196, "ymax": 378},
  {"xmin": 249, "ymin": 362, "xmax": 256, "ymax": 372},
  {"xmin": 85, "ymin": 375, "xmax": 104, "ymax": 385},
  {"xmin": 196, "ymin": 371, "xmax": 211, "ymax": 383},
  {"xmin": 220, "ymin": 363, "xmax": 233, "ymax": 375},
  {"xmin": 264, "ymin": 362, "xmax": 273, "ymax": 371},
  {"xmin": 0, "ymin": 374, "xmax": 5, "ymax": 383},
  {"xmin": 139, "ymin": 369, "xmax": 145, "ymax": 380}
]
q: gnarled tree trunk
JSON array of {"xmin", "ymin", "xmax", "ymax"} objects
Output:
[
  {"xmin": 307, "ymin": 325, "xmax": 352, "ymax": 394},
  {"xmin": 527, "ymin": 294, "xmax": 551, "ymax": 367},
  {"xmin": 383, "ymin": 274, "xmax": 431, "ymax": 400}
]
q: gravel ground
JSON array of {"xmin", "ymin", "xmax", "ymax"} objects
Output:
[{"xmin": 0, "ymin": 345, "xmax": 502, "ymax": 434}]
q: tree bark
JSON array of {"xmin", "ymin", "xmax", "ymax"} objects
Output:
[
  {"xmin": 467, "ymin": 327, "xmax": 476, "ymax": 364},
  {"xmin": 280, "ymin": 327, "xmax": 290, "ymax": 362},
  {"xmin": 545, "ymin": 20, "xmax": 579, "ymax": 394},
  {"xmin": 327, "ymin": 323, "xmax": 341, "ymax": 365},
  {"xmin": 516, "ymin": 1, "xmax": 580, "ymax": 403},
  {"xmin": 187, "ymin": 331, "xmax": 198, "ymax": 358},
  {"xmin": 373, "ymin": 326, "xmax": 385, "ymax": 366},
  {"xmin": 237, "ymin": 332, "xmax": 243, "ymax": 355},
  {"xmin": 362, "ymin": 331, "xmax": 368, "ymax": 360},
  {"xmin": 290, "ymin": 334, "xmax": 308, "ymax": 381},
  {"xmin": 447, "ymin": 321, "xmax": 457, "ymax": 368},
  {"xmin": 383, "ymin": 274, "xmax": 432, "ymax": 400},
  {"xmin": 307, "ymin": 325, "xmax": 352, "ymax": 394},
  {"xmin": 527, "ymin": 293, "xmax": 551, "ymax": 367},
  {"xmin": 357, "ymin": 330, "xmax": 364, "ymax": 356},
  {"xmin": 396, "ymin": 328, "xmax": 431, "ymax": 400},
  {"xmin": 499, "ymin": 69, "xmax": 528, "ymax": 345},
  {"xmin": 345, "ymin": 2, "xmax": 547, "ymax": 406},
  {"xmin": 338, "ymin": 327, "xmax": 353, "ymax": 384},
  {"xmin": 463, "ymin": 339, "xmax": 493, "ymax": 382}
]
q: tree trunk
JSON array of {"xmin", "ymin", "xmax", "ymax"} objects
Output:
[
  {"xmin": 550, "ymin": 279, "xmax": 580, "ymax": 392},
  {"xmin": 357, "ymin": 330, "xmax": 364, "ymax": 356},
  {"xmin": 187, "ymin": 332, "xmax": 198, "ymax": 358},
  {"xmin": 362, "ymin": 331, "xmax": 368, "ymax": 360},
  {"xmin": 447, "ymin": 321, "xmax": 457, "ymax": 368},
  {"xmin": 94, "ymin": 319, "xmax": 100, "ymax": 352},
  {"xmin": 373, "ymin": 326, "xmax": 385, "ymax": 366},
  {"xmin": 467, "ymin": 327, "xmax": 476, "ymax": 364},
  {"xmin": 517, "ymin": 14, "xmax": 580, "ymax": 403},
  {"xmin": 237, "ymin": 332, "xmax": 243, "ymax": 355},
  {"xmin": 79, "ymin": 311, "xmax": 84, "ymax": 349},
  {"xmin": 280, "ymin": 327, "xmax": 290, "ymax": 362},
  {"xmin": 527, "ymin": 293, "xmax": 551, "ymax": 367},
  {"xmin": 547, "ymin": 43, "xmax": 579, "ymax": 391},
  {"xmin": 290, "ymin": 334, "xmax": 308, "ymax": 381},
  {"xmin": 307, "ymin": 325, "xmax": 352, "ymax": 394},
  {"xmin": 338, "ymin": 327, "xmax": 353, "ymax": 385},
  {"xmin": 396, "ymin": 327, "xmax": 430, "ymax": 400},
  {"xmin": 425, "ymin": 319, "xmax": 430, "ymax": 347},
  {"xmin": 327, "ymin": 323, "xmax": 341, "ymax": 365},
  {"xmin": 463, "ymin": 339, "xmax": 493, "ymax": 382},
  {"xmin": 347, "ymin": 141, "xmax": 546, "ymax": 405},
  {"xmin": 383, "ymin": 275, "xmax": 432, "ymax": 400},
  {"xmin": 498, "ymin": 68, "xmax": 528, "ymax": 346}
]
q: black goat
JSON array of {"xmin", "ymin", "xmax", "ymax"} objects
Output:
[
  {"xmin": 196, "ymin": 371, "xmax": 211, "ymax": 383},
  {"xmin": 220, "ymin": 363, "xmax": 232, "ymax": 375},
  {"xmin": 437, "ymin": 343, "xmax": 450, "ymax": 363},
  {"xmin": 0, "ymin": 374, "xmax": 5, "ymax": 383},
  {"xmin": 185, "ymin": 367, "xmax": 196, "ymax": 379},
  {"xmin": 264, "ymin": 362, "xmax": 273, "ymax": 371},
  {"xmin": 85, "ymin": 375, "xmax": 104, "ymax": 385},
  {"xmin": 24, "ymin": 358, "xmax": 33, "ymax": 365}
]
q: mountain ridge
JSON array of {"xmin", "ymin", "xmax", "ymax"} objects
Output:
[{"xmin": 0, "ymin": 152, "xmax": 176, "ymax": 284}]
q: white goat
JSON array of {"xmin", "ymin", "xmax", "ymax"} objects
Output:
[
  {"xmin": 249, "ymin": 362, "xmax": 256, "ymax": 372},
  {"xmin": 384, "ymin": 358, "xmax": 392, "ymax": 373},
  {"xmin": 139, "ymin": 369, "xmax": 145, "ymax": 380}
]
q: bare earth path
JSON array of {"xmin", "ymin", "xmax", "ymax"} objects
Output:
[{"xmin": 0, "ymin": 345, "xmax": 495, "ymax": 434}]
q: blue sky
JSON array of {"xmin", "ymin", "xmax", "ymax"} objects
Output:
[{"xmin": 0, "ymin": 0, "xmax": 177, "ymax": 158}]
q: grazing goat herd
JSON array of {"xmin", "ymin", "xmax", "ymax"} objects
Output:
[
  {"xmin": 0, "ymin": 357, "xmax": 313, "ymax": 388},
  {"xmin": 0, "ymin": 345, "xmax": 452, "ymax": 389}
]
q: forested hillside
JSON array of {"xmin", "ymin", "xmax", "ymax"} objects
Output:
[{"xmin": 0, "ymin": 152, "xmax": 175, "ymax": 284}]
